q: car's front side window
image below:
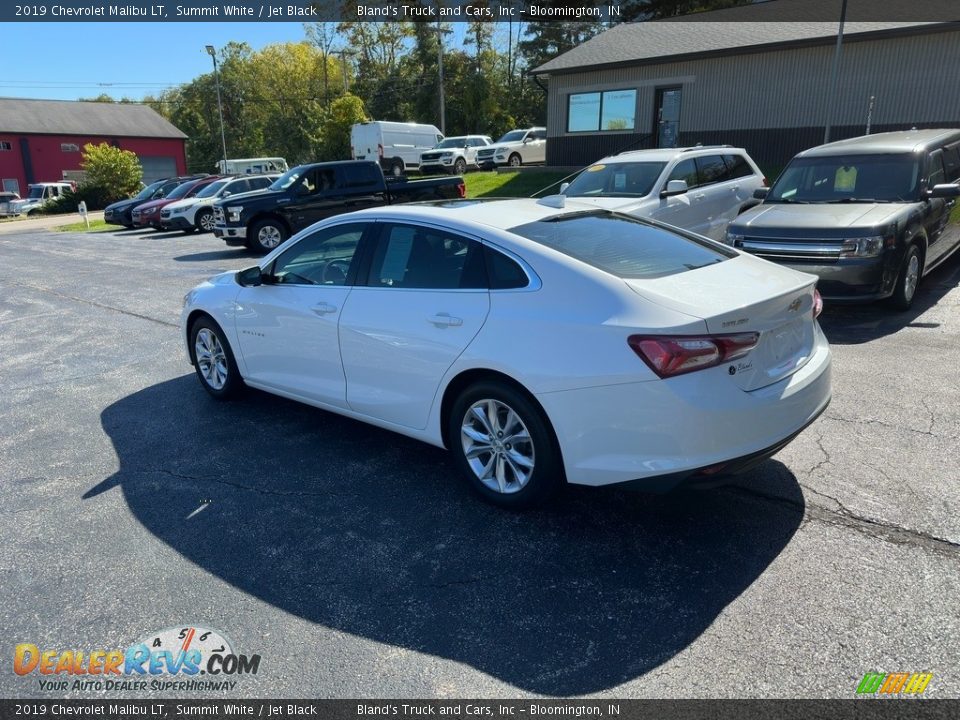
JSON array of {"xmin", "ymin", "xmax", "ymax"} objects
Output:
[
  {"xmin": 365, "ymin": 224, "xmax": 487, "ymax": 290},
  {"xmin": 666, "ymin": 158, "xmax": 699, "ymax": 188},
  {"xmin": 270, "ymin": 223, "xmax": 367, "ymax": 286}
]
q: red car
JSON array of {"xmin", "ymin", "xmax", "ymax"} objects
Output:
[{"xmin": 131, "ymin": 176, "xmax": 222, "ymax": 230}]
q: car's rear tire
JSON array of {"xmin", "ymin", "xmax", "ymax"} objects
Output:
[
  {"xmin": 453, "ymin": 158, "xmax": 467, "ymax": 175},
  {"xmin": 188, "ymin": 316, "xmax": 244, "ymax": 400},
  {"xmin": 390, "ymin": 160, "xmax": 404, "ymax": 177},
  {"xmin": 181, "ymin": 227, "xmax": 198, "ymax": 235},
  {"xmin": 890, "ymin": 244, "xmax": 922, "ymax": 311},
  {"xmin": 507, "ymin": 153, "xmax": 522, "ymax": 168},
  {"xmin": 448, "ymin": 381, "xmax": 563, "ymax": 509},
  {"xmin": 196, "ymin": 208, "xmax": 215, "ymax": 233},
  {"xmin": 248, "ymin": 218, "xmax": 287, "ymax": 254}
]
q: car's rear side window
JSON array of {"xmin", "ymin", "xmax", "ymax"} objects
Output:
[
  {"xmin": 723, "ymin": 154, "xmax": 755, "ymax": 180},
  {"xmin": 509, "ymin": 212, "xmax": 734, "ymax": 280}
]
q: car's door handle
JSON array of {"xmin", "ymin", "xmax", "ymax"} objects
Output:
[
  {"xmin": 428, "ymin": 313, "xmax": 463, "ymax": 327},
  {"xmin": 312, "ymin": 302, "xmax": 338, "ymax": 315},
  {"xmin": 694, "ymin": 194, "xmax": 706, "ymax": 201},
  {"xmin": 731, "ymin": 185, "xmax": 740, "ymax": 192}
]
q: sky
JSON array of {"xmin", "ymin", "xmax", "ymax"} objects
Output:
[{"xmin": 1, "ymin": 23, "xmax": 342, "ymax": 102}]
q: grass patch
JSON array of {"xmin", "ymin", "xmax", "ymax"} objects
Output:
[
  {"xmin": 464, "ymin": 170, "xmax": 573, "ymax": 199},
  {"xmin": 951, "ymin": 202, "xmax": 960, "ymax": 225},
  {"xmin": 54, "ymin": 218, "xmax": 112, "ymax": 233}
]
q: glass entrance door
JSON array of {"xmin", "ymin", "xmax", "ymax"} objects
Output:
[{"xmin": 655, "ymin": 87, "xmax": 682, "ymax": 148}]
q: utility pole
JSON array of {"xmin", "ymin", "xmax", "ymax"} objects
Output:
[
  {"xmin": 428, "ymin": 22, "xmax": 451, "ymax": 135},
  {"xmin": 334, "ymin": 49, "xmax": 356, "ymax": 93},
  {"xmin": 824, "ymin": 0, "xmax": 849, "ymax": 144},
  {"xmin": 205, "ymin": 45, "xmax": 228, "ymax": 171}
]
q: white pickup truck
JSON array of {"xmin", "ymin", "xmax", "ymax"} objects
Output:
[{"xmin": 3, "ymin": 182, "xmax": 74, "ymax": 216}]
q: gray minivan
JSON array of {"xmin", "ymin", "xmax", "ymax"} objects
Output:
[{"xmin": 726, "ymin": 129, "xmax": 960, "ymax": 310}]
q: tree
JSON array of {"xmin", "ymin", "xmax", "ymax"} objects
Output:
[
  {"xmin": 79, "ymin": 142, "xmax": 143, "ymax": 202},
  {"xmin": 318, "ymin": 94, "xmax": 368, "ymax": 160}
]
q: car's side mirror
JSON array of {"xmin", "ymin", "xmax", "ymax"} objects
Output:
[
  {"xmin": 661, "ymin": 179, "xmax": 688, "ymax": 198},
  {"xmin": 236, "ymin": 266, "xmax": 265, "ymax": 287},
  {"xmin": 522, "ymin": 137, "xmax": 531, "ymax": 144},
  {"xmin": 753, "ymin": 188, "xmax": 770, "ymax": 200},
  {"xmin": 222, "ymin": 191, "xmax": 232, "ymax": 198},
  {"xmin": 928, "ymin": 183, "xmax": 960, "ymax": 199}
]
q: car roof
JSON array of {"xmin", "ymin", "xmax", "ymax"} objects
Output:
[
  {"xmin": 799, "ymin": 129, "xmax": 960, "ymax": 157},
  {"xmin": 599, "ymin": 146, "xmax": 747, "ymax": 164},
  {"xmin": 346, "ymin": 197, "xmax": 614, "ymax": 234}
]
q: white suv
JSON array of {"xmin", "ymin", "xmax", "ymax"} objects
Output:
[
  {"xmin": 477, "ymin": 127, "xmax": 547, "ymax": 169},
  {"xmin": 419, "ymin": 135, "xmax": 494, "ymax": 175},
  {"xmin": 160, "ymin": 174, "xmax": 276, "ymax": 234},
  {"xmin": 560, "ymin": 146, "xmax": 766, "ymax": 241}
]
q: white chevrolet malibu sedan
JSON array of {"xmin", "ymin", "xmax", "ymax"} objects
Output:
[{"xmin": 181, "ymin": 198, "xmax": 832, "ymax": 508}]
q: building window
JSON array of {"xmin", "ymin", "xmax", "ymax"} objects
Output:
[
  {"xmin": 61, "ymin": 143, "xmax": 80, "ymax": 152},
  {"xmin": 0, "ymin": 141, "xmax": 11, "ymax": 151},
  {"xmin": 567, "ymin": 89, "xmax": 637, "ymax": 133}
]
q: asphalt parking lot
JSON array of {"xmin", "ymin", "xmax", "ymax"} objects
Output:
[{"xmin": 1, "ymin": 224, "xmax": 959, "ymax": 699}]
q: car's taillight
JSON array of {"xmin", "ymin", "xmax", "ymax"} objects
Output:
[
  {"xmin": 628, "ymin": 333, "xmax": 760, "ymax": 378},
  {"xmin": 813, "ymin": 288, "xmax": 823, "ymax": 319},
  {"xmin": 457, "ymin": 182, "xmax": 466, "ymax": 198}
]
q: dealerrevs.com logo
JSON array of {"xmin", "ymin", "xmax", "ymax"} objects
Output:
[
  {"xmin": 856, "ymin": 672, "xmax": 933, "ymax": 697},
  {"xmin": 14, "ymin": 626, "xmax": 261, "ymax": 692}
]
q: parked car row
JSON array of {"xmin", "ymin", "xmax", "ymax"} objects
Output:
[
  {"xmin": 558, "ymin": 129, "xmax": 960, "ymax": 311},
  {"xmin": 350, "ymin": 120, "xmax": 548, "ymax": 176}
]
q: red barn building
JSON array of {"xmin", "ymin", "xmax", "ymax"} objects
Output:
[{"xmin": 0, "ymin": 98, "xmax": 187, "ymax": 196}]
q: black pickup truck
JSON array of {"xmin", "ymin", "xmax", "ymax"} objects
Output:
[{"xmin": 213, "ymin": 160, "xmax": 465, "ymax": 253}]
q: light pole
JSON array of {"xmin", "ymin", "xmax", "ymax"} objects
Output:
[{"xmin": 205, "ymin": 45, "xmax": 228, "ymax": 172}]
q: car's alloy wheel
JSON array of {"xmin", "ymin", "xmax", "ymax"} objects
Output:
[
  {"xmin": 195, "ymin": 328, "xmax": 228, "ymax": 390},
  {"xmin": 189, "ymin": 318, "xmax": 243, "ymax": 399},
  {"xmin": 197, "ymin": 209, "xmax": 215, "ymax": 232},
  {"xmin": 891, "ymin": 245, "xmax": 922, "ymax": 311},
  {"xmin": 249, "ymin": 219, "xmax": 287, "ymax": 253},
  {"xmin": 508, "ymin": 154, "xmax": 522, "ymax": 167},
  {"xmin": 453, "ymin": 158, "xmax": 467, "ymax": 175},
  {"xmin": 449, "ymin": 381, "xmax": 563, "ymax": 508},
  {"xmin": 391, "ymin": 160, "xmax": 404, "ymax": 177},
  {"xmin": 461, "ymin": 399, "xmax": 535, "ymax": 495}
]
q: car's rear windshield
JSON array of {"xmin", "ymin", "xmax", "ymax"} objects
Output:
[
  {"xmin": 509, "ymin": 211, "xmax": 733, "ymax": 279},
  {"xmin": 563, "ymin": 162, "xmax": 667, "ymax": 198},
  {"xmin": 768, "ymin": 153, "xmax": 921, "ymax": 203}
]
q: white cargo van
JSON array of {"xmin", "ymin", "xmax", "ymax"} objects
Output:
[
  {"xmin": 215, "ymin": 157, "xmax": 288, "ymax": 175},
  {"xmin": 351, "ymin": 121, "xmax": 444, "ymax": 177}
]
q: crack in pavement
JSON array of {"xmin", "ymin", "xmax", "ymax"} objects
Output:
[
  {"xmin": 723, "ymin": 483, "xmax": 960, "ymax": 559},
  {"xmin": 823, "ymin": 412, "xmax": 958, "ymax": 441},
  {"xmin": 3, "ymin": 279, "xmax": 178, "ymax": 328}
]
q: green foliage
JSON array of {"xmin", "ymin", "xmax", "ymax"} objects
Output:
[
  {"xmin": 80, "ymin": 142, "xmax": 143, "ymax": 198},
  {"xmin": 41, "ymin": 184, "xmax": 115, "ymax": 214},
  {"xmin": 319, "ymin": 94, "xmax": 368, "ymax": 161}
]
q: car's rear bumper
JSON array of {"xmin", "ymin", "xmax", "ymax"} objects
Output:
[{"xmin": 536, "ymin": 325, "xmax": 832, "ymax": 490}]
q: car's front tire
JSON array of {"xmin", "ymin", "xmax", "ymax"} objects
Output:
[
  {"xmin": 890, "ymin": 244, "xmax": 922, "ymax": 311},
  {"xmin": 195, "ymin": 208, "xmax": 215, "ymax": 233},
  {"xmin": 453, "ymin": 158, "xmax": 467, "ymax": 175},
  {"xmin": 189, "ymin": 316, "xmax": 244, "ymax": 399},
  {"xmin": 507, "ymin": 153, "xmax": 522, "ymax": 168},
  {"xmin": 248, "ymin": 218, "xmax": 288, "ymax": 254},
  {"xmin": 448, "ymin": 381, "xmax": 563, "ymax": 509}
]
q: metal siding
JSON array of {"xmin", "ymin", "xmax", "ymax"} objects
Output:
[{"xmin": 546, "ymin": 31, "xmax": 960, "ymax": 139}]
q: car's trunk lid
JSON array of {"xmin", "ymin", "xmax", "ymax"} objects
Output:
[{"xmin": 625, "ymin": 254, "xmax": 819, "ymax": 391}]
